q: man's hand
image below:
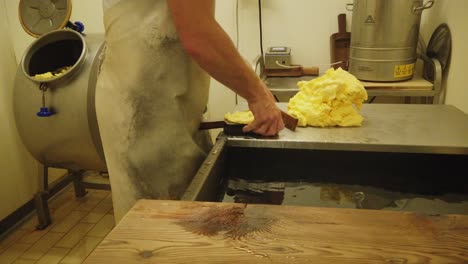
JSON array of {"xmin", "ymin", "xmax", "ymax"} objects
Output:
[{"xmin": 243, "ymin": 82, "xmax": 284, "ymax": 136}]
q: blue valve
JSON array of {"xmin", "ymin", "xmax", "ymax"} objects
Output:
[
  {"xmin": 37, "ymin": 107, "xmax": 54, "ymax": 117},
  {"xmin": 66, "ymin": 21, "xmax": 85, "ymax": 33},
  {"xmin": 37, "ymin": 84, "xmax": 54, "ymax": 117},
  {"xmin": 74, "ymin": 21, "xmax": 85, "ymax": 33}
]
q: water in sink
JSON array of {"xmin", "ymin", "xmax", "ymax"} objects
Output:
[{"xmin": 222, "ymin": 178, "xmax": 468, "ymax": 215}]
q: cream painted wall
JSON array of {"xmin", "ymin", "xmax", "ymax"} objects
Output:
[
  {"xmin": 237, "ymin": 0, "xmax": 352, "ymax": 72},
  {"xmin": 420, "ymin": 0, "xmax": 468, "ymax": 113},
  {"xmin": 0, "ymin": 0, "xmax": 40, "ymax": 221}
]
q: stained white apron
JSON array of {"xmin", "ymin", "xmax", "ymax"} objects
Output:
[{"xmin": 96, "ymin": 0, "xmax": 212, "ymax": 222}]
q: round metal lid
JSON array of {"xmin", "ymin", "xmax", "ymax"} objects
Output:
[{"xmin": 19, "ymin": 0, "xmax": 72, "ymax": 38}]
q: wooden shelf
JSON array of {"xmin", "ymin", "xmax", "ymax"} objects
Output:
[
  {"xmin": 363, "ymin": 76, "xmax": 433, "ymax": 90},
  {"xmin": 362, "ymin": 76, "xmax": 436, "ymax": 97}
]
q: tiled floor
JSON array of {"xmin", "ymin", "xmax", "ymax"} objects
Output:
[{"xmin": 0, "ymin": 185, "xmax": 114, "ymax": 264}]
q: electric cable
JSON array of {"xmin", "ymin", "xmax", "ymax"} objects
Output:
[
  {"xmin": 258, "ymin": 0, "xmax": 264, "ymax": 58},
  {"xmin": 236, "ymin": 0, "xmax": 239, "ymax": 49},
  {"xmin": 235, "ymin": 0, "xmax": 239, "ymax": 105}
]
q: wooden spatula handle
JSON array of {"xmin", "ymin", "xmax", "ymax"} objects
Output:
[
  {"xmin": 199, "ymin": 121, "xmax": 226, "ymax": 130},
  {"xmin": 338, "ymin": 13, "xmax": 347, "ymax": 33},
  {"xmin": 280, "ymin": 110, "xmax": 298, "ymax": 131},
  {"xmin": 301, "ymin": 66, "xmax": 320, "ymax": 76}
]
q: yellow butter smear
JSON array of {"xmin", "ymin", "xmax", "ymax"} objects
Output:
[
  {"xmin": 288, "ymin": 68, "xmax": 368, "ymax": 127},
  {"xmin": 224, "ymin": 110, "xmax": 254, "ymax": 124},
  {"xmin": 33, "ymin": 66, "xmax": 72, "ymax": 81}
]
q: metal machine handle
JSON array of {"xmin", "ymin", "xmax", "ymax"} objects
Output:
[
  {"xmin": 413, "ymin": 0, "xmax": 434, "ymax": 13},
  {"xmin": 346, "ymin": 3, "xmax": 354, "ymax": 11}
]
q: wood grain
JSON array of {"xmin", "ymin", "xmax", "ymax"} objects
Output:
[{"xmin": 84, "ymin": 200, "xmax": 468, "ymax": 264}]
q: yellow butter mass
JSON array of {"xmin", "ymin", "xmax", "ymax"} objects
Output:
[
  {"xmin": 34, "ymin": 66, "xmax": 72, "ymax": 81},
  {"xmin": 224, "ymin": 110, "xmax": 254, "ymax": 124},
  {"xmin": 288, "ymin": 68, "xmax": 368, "ymax": 127}
]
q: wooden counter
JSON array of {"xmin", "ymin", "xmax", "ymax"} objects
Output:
[{"xmin": 84, "ymin": 200, "xmax": 468, "ymax": 263}]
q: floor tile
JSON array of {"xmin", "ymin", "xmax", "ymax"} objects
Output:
[
  {"xmin": 0, "ymin": 243, "xmax": 31, "ymax": 264},
  {"xmin": 2, "ymin": 186, "xmax": 112, "ymax": 264},
  {"xmin": 21, "ymin": 232, "xmax": 64, "ymax": 260},
  {"xmin": 80, "ymin": 200, "xmax": 113, "ymax": 224},
  {"xmin": 102, "ymin": 193, "xmax": 112, "ymax": 206},
  {"xmin": 86, "ymin": 215, "xmax": 115, "ymax": 238},
  {"xmin": 17, "ymin": 226, "xmax": 51, "ymax": 244},
  {"xmin": 51, "ymin": 198, "xmax": 83, "ymax": 222},
  {"xmin": 0, "ymin": 229, "xmax": 28, "ymax": 252},
  {"xmin": 55, "ymin": 223, "xmax": 95, "ymax": 249},
  {"xmin": 51, "ymin": 211, "xmax": 88, "ymax": 234},
  {"xmin": 75, "ymin": 192, "xmax": 108, "ymax": 212},
  {"xmin": 18, "ymin": 216, "xmax": 40, "ymax": 232},
  {"xmin": 59, "ymin": 237, "xmax": 103, "ymax": 264},
  {"xmin": 37, "ymin": 247, "xmax": 70, "ymax": 264},
  {"xmin": 49, "ymin": 187, "xmax": 76, "ymax": 210}
]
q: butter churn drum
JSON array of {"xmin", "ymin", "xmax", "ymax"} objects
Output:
[{"xmin": 14, "ymin": 0, "xmax": 106, "ymax": 171}]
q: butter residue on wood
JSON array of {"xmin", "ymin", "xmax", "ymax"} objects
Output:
[{"xmin": 224, "ymin": 110, "xmax": 254, "ymax": 125}]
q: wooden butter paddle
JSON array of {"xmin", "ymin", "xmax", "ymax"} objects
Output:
[
  {"xmin": 199, "ymin": 110, "xmax": 298, "ymax": 136},
  {"xmin": 330, "ymin": 13, "xmax": 351, "ymax": 70}
]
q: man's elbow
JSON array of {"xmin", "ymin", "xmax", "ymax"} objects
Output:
[{"xmin": 178, "ymin": 33, "xmax": 205, "ymax": 60}]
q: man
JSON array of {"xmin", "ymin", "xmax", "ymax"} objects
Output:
[{"xmin": 97, "ymin": 0, "xmax": 284, "ymax": 222}]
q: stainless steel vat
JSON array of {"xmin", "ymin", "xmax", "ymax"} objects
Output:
[
  {"xmin": 183, "ymin": 138, "xmax": 468, "ymax": 214},
  {"xmin": 183, "ymin": 103, "xmax": 468, "ymax": 213},
  {"xmin": 348, "ymin": 0, "xmax": 433, "ymax": 81},
  {"xmin": 14, "ymin": 29, "xmax": 106, "ymax": 171}
]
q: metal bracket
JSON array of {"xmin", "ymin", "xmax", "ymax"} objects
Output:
[
  {"xmin": 413, "ymin": 0, "xmax": 434, "ymax": 14},
  {"xmin": 432, "ymin": 58, "xmax": 443, "ymax": 104},
  {"xmin": 252, "ymin": 54, "xmax": 266, "ymax": 81}
]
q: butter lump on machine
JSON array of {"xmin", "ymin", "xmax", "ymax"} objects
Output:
[
  {"xmin": 288, "ymin": 68, "xmax": 368, "ymax": 127},
  {"xmin": 33, "ymin": 66, "xmax": 72, "ymax": 81},
  {"xmin": 224, "ymin": 110, "xmax": 254, "ymax": 124}
]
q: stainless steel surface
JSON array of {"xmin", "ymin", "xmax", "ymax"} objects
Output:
[
  {"xmin": 182, "ymin": 139, "xmax": 227, "ymax": 202},
  {"xmin": 19, "ymin": 0, "xmax": 71, "ymax": 37},
  {"xmin": 14, "ymin": 32, "xmax": 106, "ymax": 171},
  {"xmin": 348, "ymin": 0, "xmax": 433, "ymax": 82},
  {"xmin": 222, "ymin": 103, "xmax": 468, "ymax": 155}
]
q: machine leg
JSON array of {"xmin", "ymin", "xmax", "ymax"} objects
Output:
[
  {"xmin": 72, "ymin": 171, "xmax": 87, "ymax": 198},
  {"xmin": 34, "ymin": 191, "xmax": 51, "ymax": 230}
]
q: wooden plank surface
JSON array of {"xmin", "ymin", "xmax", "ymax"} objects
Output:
[
  {"xmin": 362, "ymin": 76, "xmax": 433, "ymax": 90},
  {"xmin": 84, "ymin": 200, "xmax": 468, "ymax": 264}
]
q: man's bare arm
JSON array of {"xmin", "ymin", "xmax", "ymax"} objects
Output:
[{"xmin": 167, "ymin": 0, "xmax": 284, "ymax": 136}]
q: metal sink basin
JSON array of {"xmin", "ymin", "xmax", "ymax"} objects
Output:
[{"xmin": 183, "ymin": 138, "xmax": 468, "ymax": 215}]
